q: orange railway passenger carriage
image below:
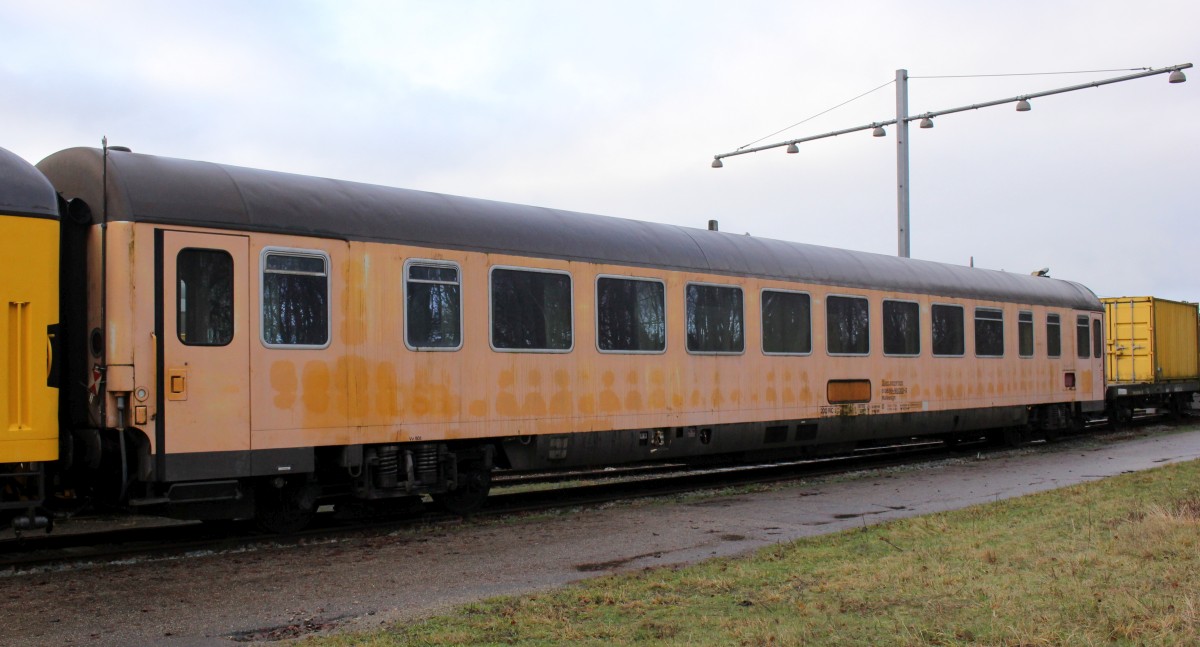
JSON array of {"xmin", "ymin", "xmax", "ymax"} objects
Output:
[{"xmin": 23, "ymin": 145, "xmax": 1108, "ymax": 531}]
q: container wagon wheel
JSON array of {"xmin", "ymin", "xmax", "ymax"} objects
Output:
[
  {"xmin": 1168, "ymin": 394, "xmax": 1186, "ymax": 421},
  {"xmin": 433, "ymin": 460, "xmax": 491, "ymax": 515},
  {"xmin": 254, "ymin": 477, "xmax": 319, "ymax": 533},
  {"xmin": 1111, "ymin": 405, "xmax": 1133, "ymax": 428}
]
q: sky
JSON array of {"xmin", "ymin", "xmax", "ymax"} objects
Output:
[{"xmin": 4, "ymin": 1, "xmax": 1196, "ymax": 300}]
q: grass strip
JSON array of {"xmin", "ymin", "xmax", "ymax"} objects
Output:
[{"xmin": 312, "ymin": 459, "xmax": 1200, "ymax": 646}]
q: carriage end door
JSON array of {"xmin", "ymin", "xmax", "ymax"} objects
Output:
[{"xmin": 158, "ymin": 230, "xmax": 251, "ymax": 481}]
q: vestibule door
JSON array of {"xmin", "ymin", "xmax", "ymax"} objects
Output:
[{"xmin": 158, "ymin": 230, "xmax": 250, "ymax": 481}]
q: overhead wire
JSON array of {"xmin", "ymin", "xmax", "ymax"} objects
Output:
[
  {"xmin": 736, "ymin": 78, "xmax": 895, "ymax": 151},
  {"xmin": 911, "ymin": 67, "xmax": 1151, "ymax": 79},
  {"xmin": 730, "ymin": 66, "xmax": 1156, "ymax": 153}
]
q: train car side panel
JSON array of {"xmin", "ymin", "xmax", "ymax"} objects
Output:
[{"xmin": 0, "ymin": 215, "xmax": 59, "ymax": 462}]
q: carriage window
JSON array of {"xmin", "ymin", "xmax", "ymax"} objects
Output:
[
  {"xmin": 931, "ymin": 304, "xmax": 964, "ymax": 357},
  {"xmin": 1018, "ymin": 311, "xmax": 1034, "ymax": 358},
  {"xmin": 177, "ymin": 249, "xmax": 233, "ymax": 346},
  {"xmin": 883, "ymin": 300, "xmax": 920, "ymax": 356},
  {"xmin": 1076, "ymin": 315, "xmax": 1090, "ymax": 359},
  {"xmin": 1046, "ymin": 313, "xmax": 1062, "ymax": 357},
  {"xmin": 1092, "ymin": 319, "xmax": 1103, "ymax": 359},
  {"xmin": 262, "ymin": 250, "xmax": 329, "ymax": 347},
  {"xmin": 406, "ymin": 261, "xmax": 461, "ymax": 350},
  {"xmin": 827, "ymin": 295, "xmax": 870, "ymax": 355},
  {"xmin": 491, "ymin": 267, "xmax": 573, "ymax": 351},
  {"xmin": 762, "ymin": 290, "xmax": 811, "ymax": 355},
  {"xmin": 975, "ymin": 308, "xmax": 1004, "ymax": 357},
  {"xmin": 686, "ymin": 283, "xmax": 744, "ymax": 353},
  {"xmin": 597, "ymin": 277, "xmax": 665, "ymax": 353}
]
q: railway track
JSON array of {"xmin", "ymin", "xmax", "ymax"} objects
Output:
[{"xmin": 0, "ymin": 419, "xmax": 1182, "ymax": 573}]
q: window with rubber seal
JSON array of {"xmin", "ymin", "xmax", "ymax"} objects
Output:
[
  {"xmin": 686, "ymin": 283, "xmax": 744, "ymax": 353},
  {"xmin": 491, "ymin": 267, "xmax": 573, "ymax": 351},
  {"xmin": 827, "ymin": 295, "xmax": 869, "ymax": 355},
  {"xmin": 597, "ymin": 277, "xmax": 665, "ymax": 353},
  {"xmin": 406, "ymin": 262, "xmax": 462, "ymax": 350},
  {"xmin": 262, "ymin": 250, "xmax": 329, "ymax": 347},
  {"xmin": 974, "ymin": 308, "xmax": 1004, "ymax": 357},
  {"xmin": 883, "ymin": 300, "xmax": 920, "ymax": 356},
  {"xmin": 177, "ymin": 248, "xmax": 233, "ymax": 346},
  {"xmin": 762, "ymin": 290, "xmax": 811, "ymax": 355},
  {"xmin": 931, "ymin": 304, "xmax": 964, "ymax": 357}
]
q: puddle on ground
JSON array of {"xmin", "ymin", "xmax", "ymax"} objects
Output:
[
  {"xmin": 575, "ymin": 550, "xmax": 664, "ymax": 572},
  {"xmin": 228, "ymin": 613, "xmax": 354, "ymax": 642}
]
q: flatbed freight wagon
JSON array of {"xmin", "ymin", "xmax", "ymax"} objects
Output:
[{"xmin": 1102, "ymin": 296, "xmax": 1200, "ymax": 418}]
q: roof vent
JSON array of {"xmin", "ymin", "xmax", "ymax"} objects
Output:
[
  {"xmin": 108, "ymin": 146, "xmax": 132, "ymax": 153},
  {"xmin": 708, "ymin": 220, "xmax": 719, "ymax": 231}
]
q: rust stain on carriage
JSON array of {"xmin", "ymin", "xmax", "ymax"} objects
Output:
[
  {"xmin": 549, "ymin": 369, "xmax": 572, "ymax": 416},
  {"xmin": 599, "ymin": 371, "xmax": 620, "ymax": 413},
  {"xmin": 301, "ymin": 361, "xmax": 332, "ymax": 414},
  {"xmin": 270, "ymin": 361, "xmax": 298, "ymax": 409},
  {"xmin": 648, "ymin": 368, "xmax": 667, "ymax": 409},
  {"xmin": 495, "ymin": 369, "xmax": 518, "ymax": 417},
  {"xmin": 375, "ymin": 362, "xmax": 401, "ymax": 417},
  {"xmin": 340, "ymin": 256, "xmax": 368, "ymax": 346}
]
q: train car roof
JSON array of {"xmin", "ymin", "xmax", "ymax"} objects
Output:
[
  {"xmin": 0, "ymin": 146, "xmax": 58, "ymax": 219},
  {"xmin": 37, "ymin": 146, "xmax": 1101, "ymax": 311}
]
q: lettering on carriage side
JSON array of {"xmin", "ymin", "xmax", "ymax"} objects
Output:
[
  {"xmin": 820, "ymin": 404, "xmax": 870, "ymax": 417},
  {"xmin": 880, "ymin": 379, "xmax": 909, "ymax": 401},
  {"xmin": 821, "ymin": 399, "xmax": 922, "ymax": 417}
]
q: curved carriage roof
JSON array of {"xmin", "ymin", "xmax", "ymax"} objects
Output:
[
  {"xmin": 0, "ymin": 146, "xmax": 58, "ymax": 219},
  {"xmin": 37, "ymin": 147, "xmax": 1100, "ymax": 311}
]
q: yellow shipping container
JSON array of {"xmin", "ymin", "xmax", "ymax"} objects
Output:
[{"xmin": 1102, "ymin": 296, "xmax": 1200, "ymax": 384}]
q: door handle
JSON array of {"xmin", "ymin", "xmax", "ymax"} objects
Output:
[{"xmin": 167, "ymin": 368, "xmax": 187, "ymax": 401}]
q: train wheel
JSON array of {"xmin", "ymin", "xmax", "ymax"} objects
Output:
[
  {"xmin": 1112, "ymin": 405, "xmax": 1133, "ymax": 429},
  {"xmin": 433, "ymin": 460, "xmax": 491, "ymax": 515},
  {"xmin": 255, "ymin": 477, "xmax": 319, "ymax": 533},
  {"xmin": 998, "ymin": 427, "xmax": 1024, "ymax": 448},
  {"xmin": 1168, "ymin": 395, "xmax": 1186, "ymax": 421}
]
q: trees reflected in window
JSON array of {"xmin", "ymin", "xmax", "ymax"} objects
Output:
[
  {"xmin": 262, "ymin": 251, "xmax": 328, "ymax": 347},
  {"xmin": 597, "ymin": 277, "xmax": 665, "ymax": 352},
  {"xmin": 762, "ymin": 290, "xmax": 811, "ymax": 354},
  {"xmin": 1018, "ymin": 311, "xmax": 1034, "ymax": 357},
  {"xmin": 883, "ymin": 300, "xmax": 920, "ymax": 356},
  {"xmin": 491, "ymin": 268, "xmax": 573, "ymax": 351},
  {"xmin": 686, "ymin": 283, "xmax": 743, "ymax": 353},
  {"xmin": 827, "ymin": 295, "xmax": 869, "ymax": 355},
  {"xmin": 1046, "ymin": 313, "xmax": 1062, "ymax": 357},
  {"xmin": 1077, "ymin": 315, "xmax": 1091, "ymax": 359},
  {"xmin": 407, "ymin": 262, "xmax": 461, "ymax": 349},
  {"xmin": 177, "ymin": 248, "xmax": 233, "ymax": 346},
  {"xmin": 932, "ymin": 305, "xmax": 964, "ymax": 356},
  {"xmin": 975, "ymin": 308, "xmax": 1004, "ymax": 357}
]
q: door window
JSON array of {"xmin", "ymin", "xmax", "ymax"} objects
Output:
[{"xmin": 177, "ymin": 248, "xmax": 234, "ymax": 346}]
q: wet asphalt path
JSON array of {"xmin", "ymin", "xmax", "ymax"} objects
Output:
[{"xmin": 5, "ymin": 425, "xmax": 1199, "ymax": 646}]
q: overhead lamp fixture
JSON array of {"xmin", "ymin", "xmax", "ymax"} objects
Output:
[
  {"xmin": 1015, "ymin": 98, "xmax": 1031, "ymax": 112},
  {"xmin": 872, "ymin": 125, "xmax": 887, "ymax": 137},
  {"xmin": 786, "ymin": 142, "xmax": 799, "ymax": 154},
  {"xmin": 1169, "ymin": 69, "xmax": 1187, "ymax": 83},
  {"xmin": 711, "ymin": 158, "xmax": 723, "ymax": 168},
  {"xmin": 919, "ymin": 117, "xmax": 934, "ymax": 128}
]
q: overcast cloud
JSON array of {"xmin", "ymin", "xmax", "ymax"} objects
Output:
[{"xmin": 4, "ymin": 1, "xmax": 1196, "ymax": 299}]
